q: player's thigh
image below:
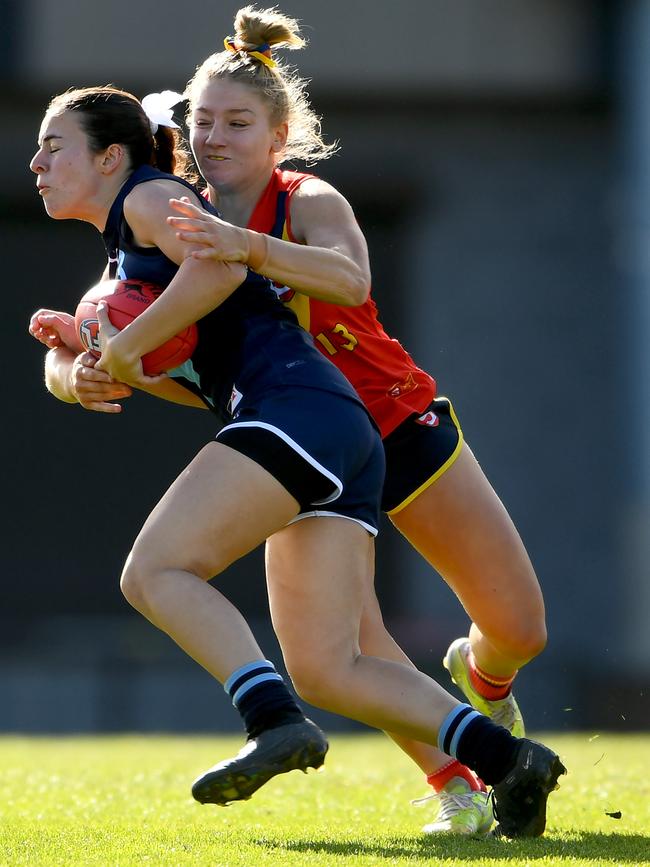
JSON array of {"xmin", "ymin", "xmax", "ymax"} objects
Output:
[
  {"xmin": 131, "ymin": 441, "xmax": 299, "ymax": 579},
  {"xmin": 390, "ymin": 442, "xmax": 544, "ymax": 626},
  {"xmin": 265, "ymin": 516, "xmax": 374, "ymax": 665}
]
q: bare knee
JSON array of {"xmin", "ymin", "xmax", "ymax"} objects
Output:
[
  {"xmin": 119, "ymin": 543, "xmax": 168, "ymax": 613},
  {"xmin": 119, "ymin": 537, "xmax": 228, "ymax": 613},
  {"xmin": 119, "ymin": 549, "xmax": 152, "ymax": 612},
  {"xmin": 486, "ymin": 617, "xmax": 547, "ymax": 666},
  {"xmin": 286, "ymin": 658, "xmax": 331, "ymax": 709},
  {"xmin": 285, "ymin": 652, "xmax": 350, "ymax": 711},
  {"xmin": 518, "ymin": 621, "xmax": 548, "ymax": 662}
]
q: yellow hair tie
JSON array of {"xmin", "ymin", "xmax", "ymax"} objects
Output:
[
  {"xmin": 224, "ymin": 37, "xmax": 277, "ymax": 69},
  {"xmin": 248, "ymin": 50, "xmax": 276, "ymax": 69}
]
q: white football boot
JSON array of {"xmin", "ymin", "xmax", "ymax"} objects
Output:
[
  {"xmin": 443, "ymin": 637, "xmax": 525, "ymax": 737},
  {"xmin": 415, "ymin": 777, "xmax": 493, "ymax": 835}
]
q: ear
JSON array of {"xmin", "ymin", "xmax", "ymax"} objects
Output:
[
  {"xmin": 98, "ymin": 143, "xmax": 126, "ymax": 175},
  {"xmin": 271, "ymin": 122, "xmax": 288, "ymax": 154}
]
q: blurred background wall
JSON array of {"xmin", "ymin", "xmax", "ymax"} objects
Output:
[{"xmin": 3, "ymin": 0, "xmax": 647, "ymax": 734}]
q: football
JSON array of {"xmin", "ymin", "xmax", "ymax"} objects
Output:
[{"xmin": 75, "ymin": 279, "xmax": 198, "ymax": 375}]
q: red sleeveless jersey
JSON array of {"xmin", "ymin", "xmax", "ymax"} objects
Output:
[{"xmin": 247, "ymin": 169, "xmax": 436, "ymax": 438}]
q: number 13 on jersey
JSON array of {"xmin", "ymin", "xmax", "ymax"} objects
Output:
[{"xmin": 315, "ymin": 323, "xmax": 358, "ymax": 355}]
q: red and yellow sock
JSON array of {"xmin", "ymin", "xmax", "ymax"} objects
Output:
[
  {"xmin": 468, "ymin": 651, "xmax": 516, "ymax": 701},
  {"xmin": 427, "ymin": 759, "xmax": 485, "ymax": 793}
]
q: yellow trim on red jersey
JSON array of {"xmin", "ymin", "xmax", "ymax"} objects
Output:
[{"xmin": 280, "ymin": 223, "xmax": 311, "ymax": 332}]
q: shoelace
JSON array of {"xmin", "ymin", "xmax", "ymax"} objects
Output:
[
  {"xmin": 411, "ymin": 790, "xmax": 490, "ymax": 820},
  {"xmin": 489, "ymin": 697, "xmax": 519, "ymax": 730}
]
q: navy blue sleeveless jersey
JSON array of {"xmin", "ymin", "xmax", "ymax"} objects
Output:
[{"xmin": 102, "ymin": 166, "xmax": 367, "ymax": 421}]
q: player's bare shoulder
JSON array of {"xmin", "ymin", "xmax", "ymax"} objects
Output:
[
  {"xmin": 125, "ymin": 179, "xmax": 202, "ymax": 219},
  {"xmin": 290, "ymin": 178, "xmax": 356, "ymax": 242},
  {"xmin": 124, "ymin": 179, "xmax": 203, "ymax": 247},
  {"xmin": 292, "ymin": 177, "xmax": 347, "ymax": 208}
]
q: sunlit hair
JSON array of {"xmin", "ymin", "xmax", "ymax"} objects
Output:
[
  {"xmin": 185, "ymin": 5, "xmax": 338, "ymax": 165},
  {"xmin": 45, "ymin": 86, "xmax": 193, "ymax": 178}
]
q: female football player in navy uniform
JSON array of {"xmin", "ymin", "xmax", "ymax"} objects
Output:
[
  {"xmin": 29, "ymin": 83, "xmax": 564, "ymax": 839},
  {"xmin": 159, "ymin": 5, "xmax": 550, "ymax": 835}
]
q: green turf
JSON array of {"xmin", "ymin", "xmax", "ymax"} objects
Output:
[{"xmin": 0, "ymin": 733, "xmax": 648, "ymax": 866}]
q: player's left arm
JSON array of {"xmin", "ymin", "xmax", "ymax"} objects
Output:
[
  {"xmin": 29, "ymin": 308, "xmax": 82, "ymax": 351},
  {"xmin": 96, "ymin": 180, "xmax": 246, "ymax": 385},
  {"xmin": 167, "ymin": 179, "xmax": 371, "ymax": 306}
]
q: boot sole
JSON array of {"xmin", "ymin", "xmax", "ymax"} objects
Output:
[{"xmin": 193, "ymin": 734, "xmax": 328, "ymax": 805}]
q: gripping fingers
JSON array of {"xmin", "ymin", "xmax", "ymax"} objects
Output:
[
  {"xmin": 167, "ymin": 216, "xmax": 206, "ymax": 234},
  {"xmin": 72, "ymin": 363, "xmax": 132, "ymax": 412},
  {"xmin": 168, "ymin": 196, "xmax": 202, "ymax": 218},
  {"xmin": 29, "ymin": 318, "xmax": 62, "ymax": 348},
  {"xmin": 79, "ymin": 398, "xmax": 123, "ymax": 413},
  {"xmin": 177, "ymin": 231, "xmax": 216, "ymax": 250},
  {"xmin": 33, "ymin": 328, "xmax": 62, "ymax": 348},
  {"xmin": 76, "ymin": 387, "xmax": 130, "ymax": 412},
  {"xmin": 191, "ymin": 247, "xmax": 220, "ymax": 260}
]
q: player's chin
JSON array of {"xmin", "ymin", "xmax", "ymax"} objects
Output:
[
  {"xmin": 42, "ymin": 202, "xmax": 69, "ymax": 220},
  {"xmin": 42, "ymin": 197, "xmax": 76, "ymax": 220},
  {"xmin": 200, "ymin": 161, "xmax": 234, "ymax": 188}
]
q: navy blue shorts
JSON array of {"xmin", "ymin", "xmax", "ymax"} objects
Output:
[
  {"xmin": 216, "ymin": 387, "xmax": 385, "ymax": 535},
  {"xmin": 381, "ymin": 397, "xmax": 463, "ymax": 515}
]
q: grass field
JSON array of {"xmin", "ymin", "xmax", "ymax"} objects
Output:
[{"xmin": 0, "ymin": 733, "xmax": 648, "ymax": 866}]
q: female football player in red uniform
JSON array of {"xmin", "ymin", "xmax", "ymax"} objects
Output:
[{"xmin": 160, "ymin": 5, "xmax": 549, "ymax": 835}]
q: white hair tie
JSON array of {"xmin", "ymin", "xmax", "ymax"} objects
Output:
[{"xmin": 141, "ymin": 90, "xmax": 184, "ymax": 134}]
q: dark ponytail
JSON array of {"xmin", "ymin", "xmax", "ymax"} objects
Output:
[
  {"xmin": 152, "ymin": 125, "xmax": 195, "ymax": 178},
  {"xmin": 46, "ymin": 86, "xmax": 194, "ymax": 179}
]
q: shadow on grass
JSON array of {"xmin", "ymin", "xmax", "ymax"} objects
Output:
[{"xmin": 256, "ymin": 831, "xmax": 650, "ymax": 862}]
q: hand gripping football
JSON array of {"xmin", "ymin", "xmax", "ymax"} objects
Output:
[{"xmin": 75, "ymin": 279, "xmax": 198, "ymax": 375}]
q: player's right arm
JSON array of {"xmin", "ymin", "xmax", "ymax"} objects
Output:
[
  {"xmin": 43, "ymin": 345, "xmax": 206, "ymax": 412},
  {"xmin": 44, "ymin": 346, "xmax": 133, "ymax": 412}
]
